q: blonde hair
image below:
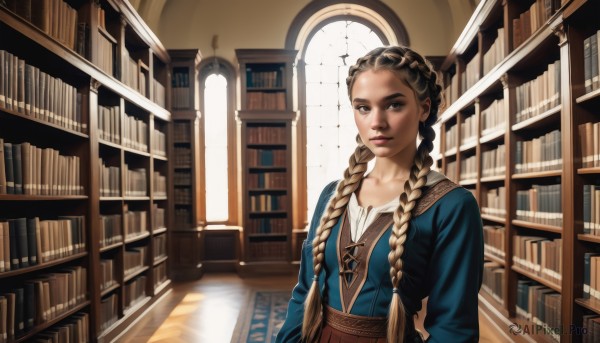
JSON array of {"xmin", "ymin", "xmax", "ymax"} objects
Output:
[{"xmin": 302, "ymin": 46, "xmax": 443, "ymax": 343}]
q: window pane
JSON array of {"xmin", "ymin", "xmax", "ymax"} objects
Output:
[
  {"xmin": 305, "ymin": 20, "xmax": 384, "ymax": 221},
  {"xmin": 204, "ymin": 73, "xmax": 229, "ymax": 222}
]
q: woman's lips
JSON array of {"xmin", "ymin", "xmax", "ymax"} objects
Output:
[{"xmin": 370, "ymin": 136, "xmax": 392, "ymax": 145}]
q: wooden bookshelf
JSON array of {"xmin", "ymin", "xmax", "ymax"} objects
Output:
[
  {"xmin": 236, "ymin": 49, "xmax": 297, "ymax": 275},
  {"xmin": 167, "ymin": 49, "xmax": 204, "ymax": 281},
  {"xmin": 0, "ymin": 1, "xmax": 171, "ymax": 342},
  {"xmin": 437, "ymin": 0, "xmax": 600, "ymax": 341}
]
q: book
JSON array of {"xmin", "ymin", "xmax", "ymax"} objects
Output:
[
  {"xmin": 585, "ymin": 35, "xmax": 592, "ymax": 93},
  {"xmin": 0, "ymin": 138, "xmax": 5, "ymax": 194},
  {"xmin": 26, "ymin": 217, "xmax": 38, "ymax": 265},
  {"xmin": 14, "ymin": 218, "xmax": 28, "ymax": 268},
  {"xmin": 11, "ymin": 144, "xmax": 21, "ymax": 194},
  {"xmin": 3, "ymin": 142, "xmax": 13, "ymax": 194},
  {"xmin": 8, "ymin": 219, "xmax": 18, "ymax": 270}
]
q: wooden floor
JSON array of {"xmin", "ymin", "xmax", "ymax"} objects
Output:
[{"xmin": 116, "ymin": 273, "xmax": 509, "ymax": 343}]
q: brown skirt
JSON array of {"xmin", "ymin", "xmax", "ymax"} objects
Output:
[{"xmin": 318, "ymin": 306, "xmax": 423, "ymax": 343}]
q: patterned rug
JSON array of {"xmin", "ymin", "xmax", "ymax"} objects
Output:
[{"xmin": 230, "ymin": 289, "xmax": 291, "ymax": 343}]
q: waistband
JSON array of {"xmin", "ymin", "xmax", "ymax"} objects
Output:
[{"xmin": 323, "ymin": 306, "xmax": 387, "ymax": 338}]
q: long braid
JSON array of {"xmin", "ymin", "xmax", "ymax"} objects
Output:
[
  {"xmin": 347, "ymin": 46, "xmax": 442, "ymax": 343},
  {"xmin": 302, "ymin": 135, "xmax": 374, "ymax": 342}
]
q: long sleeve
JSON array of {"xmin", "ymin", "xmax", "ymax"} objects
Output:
[
  {"xmin": 276, "ymin": 181, "xmax": 338, "ymax": 343},
  {"xmin": 424, "ymin": 190, "xmax": 484, "ymax": 343}
]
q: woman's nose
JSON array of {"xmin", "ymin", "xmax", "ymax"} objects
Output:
[{"xmin": 370, "ymin": 108, "xmax": 387, "ymax": 130}]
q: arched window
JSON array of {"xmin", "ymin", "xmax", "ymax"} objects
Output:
[
  {"xmin": 199, "ymin": 58, "xmax": 237, "ymax": 224},
  {"xmin": 287, "ymin": 1, "xmax": 409, "ymax": 225}
]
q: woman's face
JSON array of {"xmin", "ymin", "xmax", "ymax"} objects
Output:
[{"xmin": 351, "ymin": 69, "xmax": 430, "ymax": 160}]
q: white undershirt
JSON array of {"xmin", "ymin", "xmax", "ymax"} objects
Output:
[{"xmin": 345, "ymin": 170, "xmax": 447, "ymax": 241}]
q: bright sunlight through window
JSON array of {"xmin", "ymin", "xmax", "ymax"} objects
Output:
[
  {"xmin": 305, "ymin": 20, "xmax": 384, "ymax": 221},
  {"xmin": 204, "ymin": 74, "xmax": 228, "ymax": 222}
]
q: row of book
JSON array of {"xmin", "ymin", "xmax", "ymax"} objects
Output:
[
  {"xmin": 152, "ymin": 79, "xmax": 166, "ymax": 109},
  {"xmin": 153, "ymin": 172, "xmax": 166, "ymax": 198},
  {"xmin": 445, "ymin": 124, "xmax": 458, "ymax": 152},
  {"xmin": 124, "ymin": 246, "xmax": 147, "ymax": 277},
  {"xmin": 124, "ymin": 167, "xmax": 147, "ymax": 197},
  {"xmin": 579, "ymin": 122, "xmax": 600, "ymax": 168},
  {"xmin": 483, "ymin": 224, "xmax": 505, "ymax": 260},
  {"xmin": 582, "ymin": 314, "xmax": 600, "ymax": 343},
  {"xmin": 124, "ymin": 276, "xmax": 146, "ymax": 310},
  {"xmin": 247, "ymin": 241, "xmax": 288, "ymax": 260},
  {"xmin": 247, "ymin": 149, "xmax": 286, "ymax": 167},
  {"xmin": 153, "ymin": 204, "xmax": 165, "ymax": 230},
  {"xmin": 482, "ymin": 144, "xmax": 506, "ymax": 178},
  {"xmin": 1, "ymin": 139, "xmax": 83, "ymax": 195},
  {"xmin": 0, "ymin": 50, "xmax": 85, "ymax": 133},
  {"xmin": 513, "ymin": 236, "xmax": 562, "ymax": 285},
  {"xmin": 246, "ymin": 69, "xmax": 283, "ymax": 88},
  {"xmin": 246, "ymin": 92, "xmax": 286, "ymax": 111},
  {"xmin": 582, "ymin": 253, "xmax": 600, "ymax": 301},
  {"xmin": 248, "ymin": 172, "xmax": 287, "ymax": 189},
  {"xmin": 31, "ymin": 312, "xmax": 89, "ymax": 343},
  {"xmin": 122, "ymin": 50, "xmax": 146, "ymax": 97},
  {"xmin": 461, "ymin": 52, "xmax": 480, "ymax": 95},
  {"xmin": 516, "ymin": 280, "xmax": 561, "ymax": 342},
  {"xmin": 516, "ymin": 184, "xmax": 562, "ymax": 226},
  {"xmin": 174, "ymin": 171, "xmax": 191, "ymax": 186},
  {"xmin": 480, "ymin": 98, "xmax": 505, "ymax": 136},
  {"xmin": 247, "ymin": 126, "xmax": 286, "ymax": 145},
  {"xmin": 445, "ymin": 160, "xmax": 457, "ymax": 183},
  {"xmin": 174, "ymin": 209, "xmax": 191, "ymax": 228},
  {"xmin": 153, "ymin": 234, "xmax": 167, "ymax": 261},
  {"xmin": 482, "ymin": 261, "xmax": 505, "ymax": 305},
  {"xmin": 173, "ymin": 122, "xmax": 191, "ymax": 142},
  {"xmin": 460, "ymin": 114, "xmax": 477, "ymax": 145},
  {"xmin": 583, "ymin": 30, "xmax": 600, "ymax": 93},
  {"xmin": 443, "ymin": 72, "xmax": 459, "ymax": 106},
  {"xmin": 583, "ymin": 185, "xmax": 600, "ymax": 235},
  {"xmin": 174, "ymin": 147, "xmax": 191, "ymax": 167},
  {"xmin": 100, "ymin": 294, "xmax": 118, "ymax": 333},
  {"xmin": 482, "ymin": 187, "xmax": 507, "ymax": 218},
  {"xmin": 99, "ymin": 159, "xmax": 120, "ymax": 197},
  {"xmin": 0, "ymin": 266, "xmax": 87, "ymax": 338},
  {"xmin": 246, "ymin": 218, "xmax": 287, "ymax": 235},
  {"xmin": 0, "ymin": 216, "xmax": 85, "ymax": 273},
  {"xmin": 152, "ymin": 129, "xmax": 166, "ymax": 157},
  {"xmin": 515, "ymin": 129, "xmax": 562, "ymax": 173},
  {"xmin": 154, "ymin": 263, "xmax": 167, "ymax": 288},
  {"xmin": 98, "ymin": 105, "xmax": 120, "ymax": 144},
  {"xmin": 482, "ymin": 27, "xmax": 506, "ymax": 76},
  {"xmin": 123, "ymin": 114, "xmax": 148, "ymax": 153},
  {"xmin": 512, "ymin": 0, "xmax": 563, "ymax": 49},
  {"xmin": 250, "ymin": 194, "xmax": 287, "ymax": 212},
  {"xmin": 174, "ymin": 188, "xmax": 191, "ymax": 204},
  {"xmin": 514, "ymin": 60, "xmax": 561, "ymax": 124},
  {"xmin": 124, "ymin": 210, "xmax": 147, "ymax": 240},
  {"xmin": 100, "ymin": 214, "xmax": 122, "ymax": 248},
  {"xmin": 3, "ymin": 0, "xmax": 79, "ymax": 51},
  {"xmin": 97, "ymin": 29, "xmax": 116, "ymax": 78},
  {"xmin": 99, "ymin": 259, "xmax": 117, "ymax": 291},
  {"xmin": 171, "ymin": 69, "xmax": 190, "ymax": 109},
  {"xmin": 459, "ymin": 155, "xmax": 477, "ymax": 181},
  {"xmin": 171, "ymin": 88, "xmax": 190, "ymax": 110}
]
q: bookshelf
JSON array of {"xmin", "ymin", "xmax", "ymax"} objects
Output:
[
  {"xmin": 436, "ymin": 0, "xmax": 600, "ymax": 341},
  {"xmin": 235, "ymin": 49, "xmax": 297, "ymax": 275},
  {"xmin": 0, "ymin": 0, "xmax": 171, "ymax": 342},
  {"xmin": 167, "ymin": 49, "xmax": 204, "ymax": 281}
]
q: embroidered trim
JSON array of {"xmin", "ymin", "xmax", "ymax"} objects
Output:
[
  {"xmin": 413, "ymin": 179, "xmax": 459, "ymax": 217},
  {"xmin": 324, "ymin": 306, "xmax": 387, "ymax": 338}
]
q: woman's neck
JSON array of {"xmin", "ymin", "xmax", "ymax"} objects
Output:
[{"xmin": 367, "ymin": 148, "xmax": 416, "ymax": 183}]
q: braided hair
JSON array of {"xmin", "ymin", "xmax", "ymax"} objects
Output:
[{"xmin": 301, "ymin": 46, "xmax": 443, "ymax": 343}]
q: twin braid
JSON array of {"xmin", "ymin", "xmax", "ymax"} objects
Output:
[{"xmin": 302, "ymin": 46, "xmax": 441, "ymax": 343}]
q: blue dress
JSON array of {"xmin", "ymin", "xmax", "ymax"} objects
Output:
[{"xmin": 276, "ymin": 172, "xmax": 484, "ymax": 342}]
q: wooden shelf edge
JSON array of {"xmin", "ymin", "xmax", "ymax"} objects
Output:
[
  {"xmin": 481, "ymin": 213, "xmax": 506, "ymax": 224},
  {"xmin": 153, "ymin": 227, "xmax": 167, "ymax": 235},
  {"xmin": 577, "ymin": 234, "xmax": 600, "ymax": 244},
  {"xmin": 124, "ymin": 232, "xmax": 151, "ymax": 244},
  {"xmin": 153, "ymin": 256, "xmax": 168, "ymax": 266},
  {"xmin": 484, "ymin": 252, "xmax": 506, "ymax": 266},
  {"xmin": 512, "ymin": 170, "xmax": 562, "ymax": 179},
  {"xmin": 0, "ymin": 107, "xmax": 89, "ymax": 138},
  {"xmin": 511, "ymin": 105, "xmax": 561, "ymax": 132},
  {"xmin": 480, "ymin": 129, "xmax": 505, "ymax": 144},
  {"xmin": 481, "ymin": 175, "xmax": 506, "ymax": 183},
  {"xmin": 0, "ymin": 252, "xmax": 87, "ymax": 279},
  {"xmin": 100, "ymin": 242, "xmax": 123, "ymax": 253},
  {"xmin": 578, "ymin": 167, "xmax": 600, "ymax": 174},
  {"xmin": 511, "ymin": 265, "xmax": 561, "ymax": 292},
  {"xmin": 0, "ymin": 195, "xmax": 88, "ymax": 201},
  {"xmin": 100, "ymin": 283, "xmax": 120, "ymax": 298},
  {"xmin": 153, "ymin": 279, "xmax": 171, "ymax": 295},
  {"xmin": 576, "ymin": 87, "xmax": 600, "ymax": 104},
  {"xmin": 574, "ymin": 297, "xmax": 600, "ymax": 315},
  {"xmin": 512, "ymin": 220, "xmax": 562, "ymax": 234},
  {"xmin": 123, "ymin": 266, "xmax": 150, "ymax": 283}
]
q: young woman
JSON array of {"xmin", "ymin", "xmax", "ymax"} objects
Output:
[{"xmin": 276, "ymin": 46, "xmax": 484, "ymax": 343}]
